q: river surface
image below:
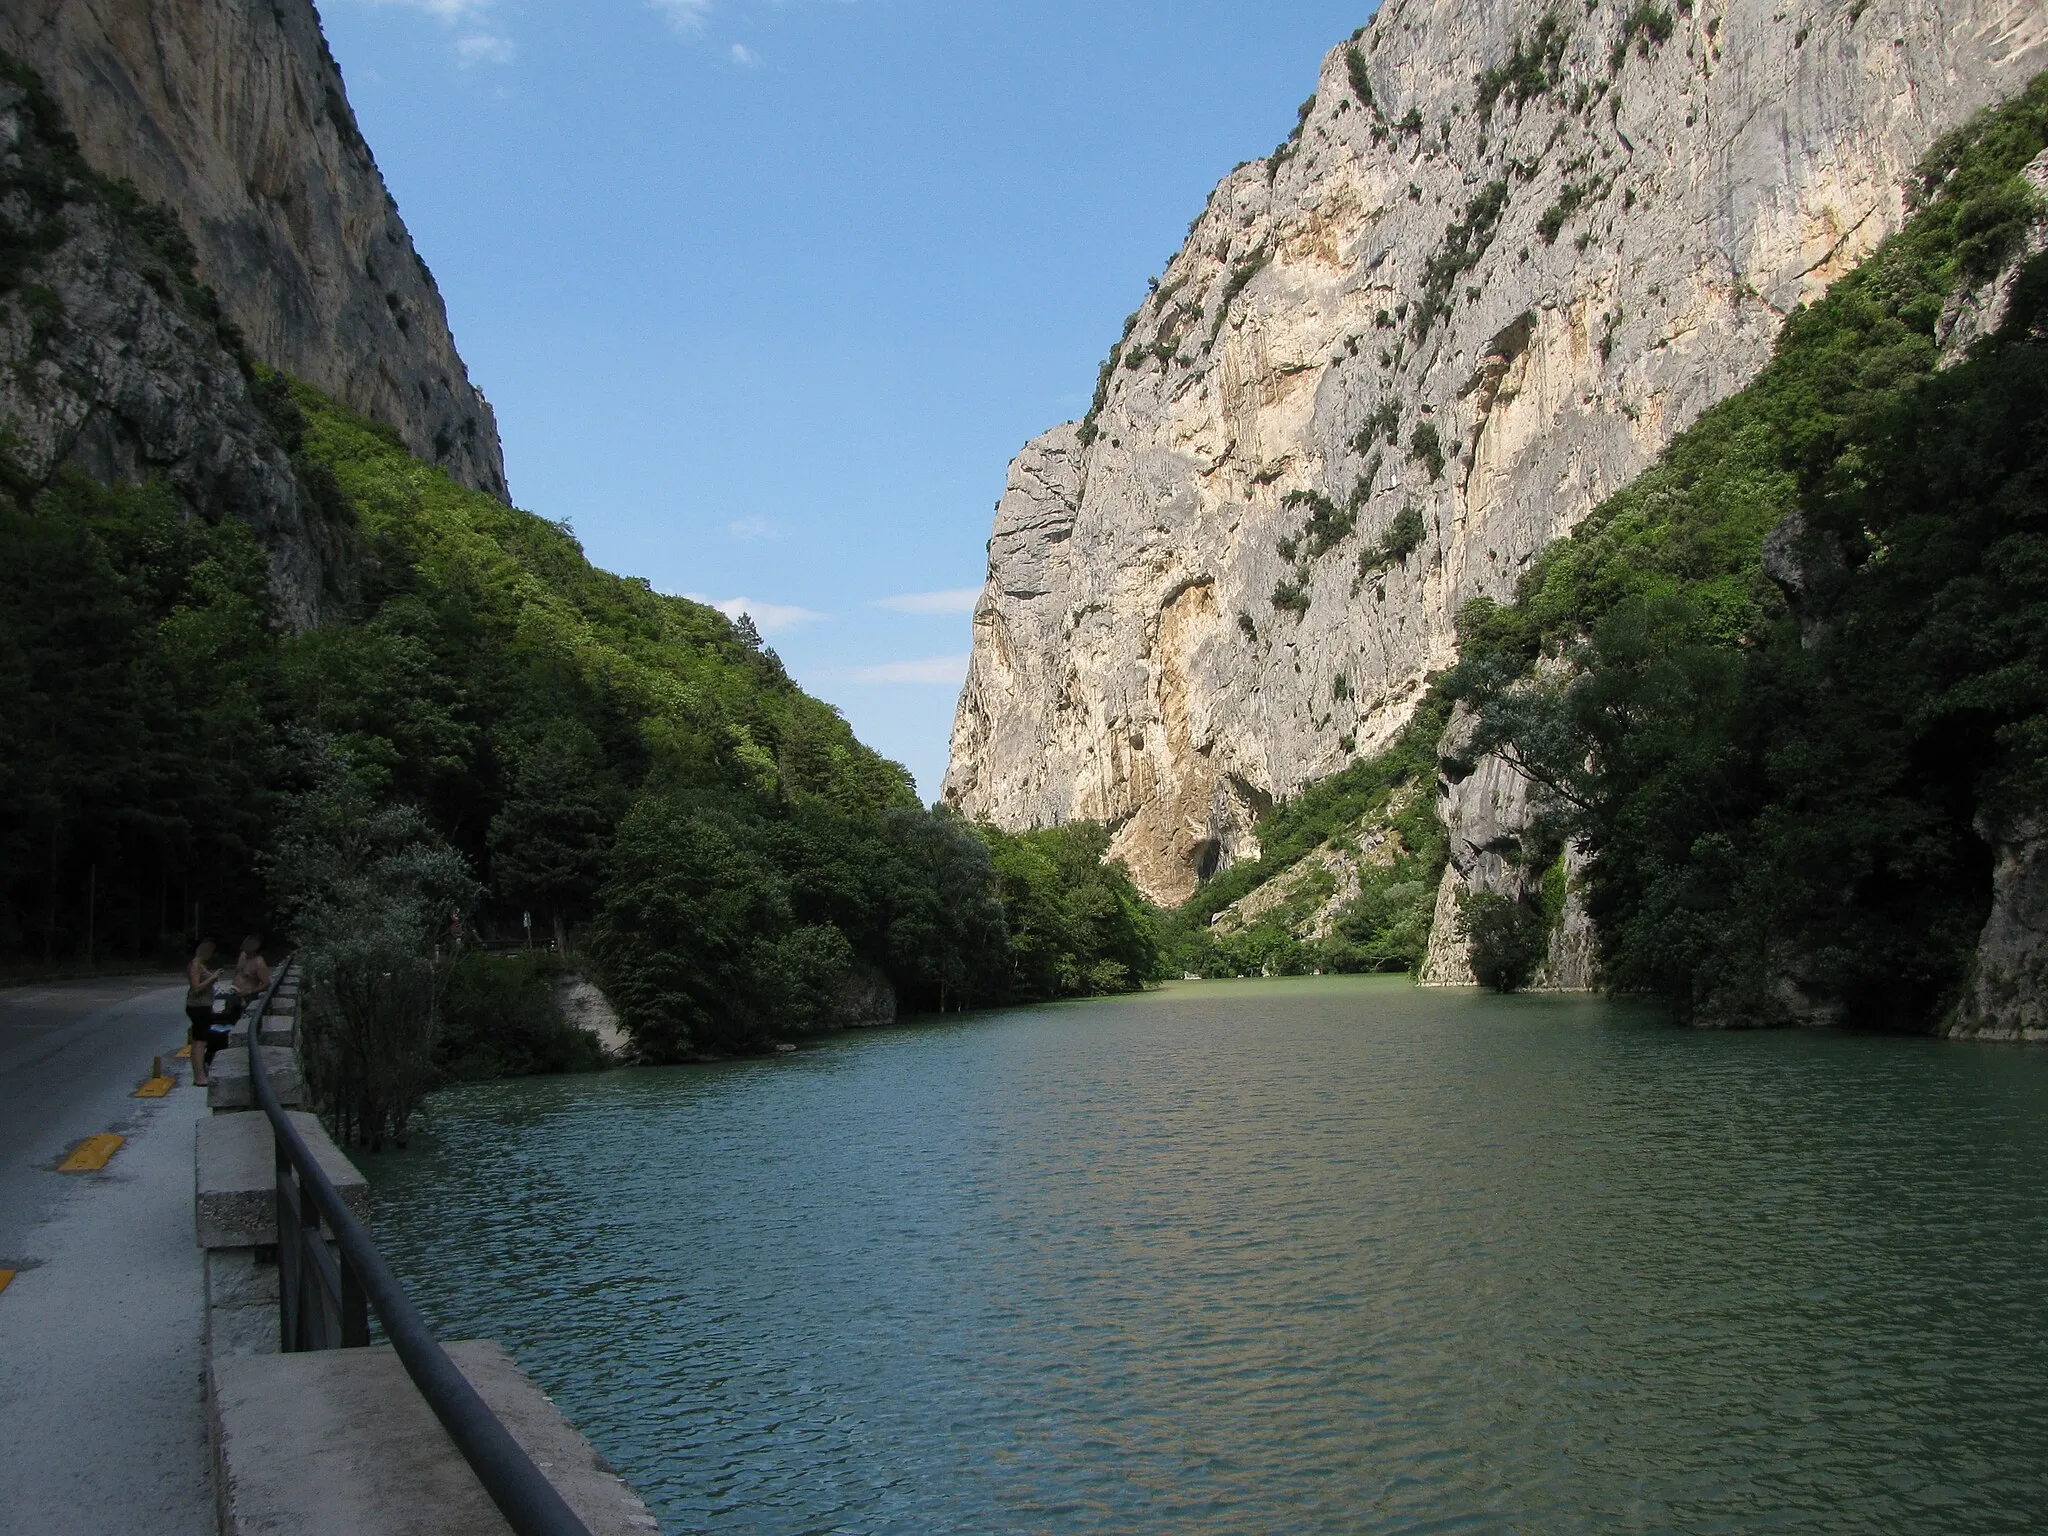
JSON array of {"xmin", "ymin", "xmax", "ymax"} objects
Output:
[{"xmin": 367, "ymin": 977, "xmax": 2048, "ymax": 1535}]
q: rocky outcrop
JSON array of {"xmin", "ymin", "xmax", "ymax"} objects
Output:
[
  {"xmin": 1415, "ymin": 702, "xmax": 1596, "ymax": 991},
  {"xmin": 0, "ymin": 74, "xmax": 345, "ymax": 625},
  {"xmin": 945, "ymin": 0, "xmax": 2048, "ymax": 910},
  {"xmin": 556, "ymin": 974, "xmax": 635, "ymax": 1062},
  {"xmin": 1949, "ymin": 818, "xmax": 2048, "ymax": 1042},
  {"xmin": 0, "ymin": 0, "xmax": 506, "ymax": 499}
]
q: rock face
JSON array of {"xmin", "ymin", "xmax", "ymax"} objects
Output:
[
  {"xmin": 0, "ymin": 75, "xmax": 347, "ymax": 626},
  {"xmin": 944, "ymin": 0, "xmax": 2048, "ymax": 911},
  {"xmin": 1416, "ymin": 702, "xmax": 1596, "ymax": 990},
  {"xmin": 0, "ymin": 0, "xmax": 507, "ymax": 499},
  {"xmin": 1950, "ymin": 819, "xmax": 2048, "ymax": 1042}
]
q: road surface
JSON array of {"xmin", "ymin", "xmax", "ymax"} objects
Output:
[{"xmin": 0, "ymin": 976, "xmax": 215, "ymax": 1534}]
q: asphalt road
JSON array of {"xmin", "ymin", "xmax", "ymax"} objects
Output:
[{"xmin": 0, "ymin": 977, "xmax": 215, "ymax": 1534}]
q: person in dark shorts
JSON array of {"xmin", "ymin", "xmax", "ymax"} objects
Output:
[{"xmin": 184, "ymin": 939, "xmax": 222, "ymax": 1086}]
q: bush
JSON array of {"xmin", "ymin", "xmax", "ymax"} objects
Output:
[
  {"xmin": 1282, "ymin": 489, "xmax": 1357, "ymax": 559},
  {"xmin": 1476, "ymin": 14, "xmax": 1572, "ymax": 125},
  {"xmin": 1610, "ymin": 4, "xmax": 1675, "ymax": 73},
  {"xmin": 1414, "ymin": 182, "xmax": 1511, "ymax": 338},
  {"xmin": 1458, "ymin": 889, "xmax": 1549, "ymax": 991},
  {"xmin": 1345, "ymin": 46, "xmax": 1376, "ymax": 113},
  {"xmin": 1409, "ymin": 422, "xmax": 1445, "ymax": 481},
  {"xmin": 264, "ymin": 735, "xmax": 480, "ymax": 1147},
  {"xmin": 1359, "ymin": 505, "xmax": 1429, "ymax": 583},
  {"xmin": 437, "ymin": 950, "xmax": 605, "ymax": 1080}
]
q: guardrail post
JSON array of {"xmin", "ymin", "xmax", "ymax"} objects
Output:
[{"xmin": 276, "ymin": 1137, "xmax": 301, "ymax": 1353}]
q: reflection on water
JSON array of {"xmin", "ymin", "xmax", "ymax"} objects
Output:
[{"xmin": 367, "ymin": 977, "xmax": 2048, "ymax": 1534}]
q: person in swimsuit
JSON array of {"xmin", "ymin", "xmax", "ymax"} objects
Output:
[
  {"xmin": 233, "ymin": 935, "xmax": 270, "ymax": 1000},
  {"xmin": 185, "ymin": 940, "xmax": 221, "ymax": 1086}
]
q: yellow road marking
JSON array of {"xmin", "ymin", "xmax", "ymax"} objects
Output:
[
  {"xmin": 173, "ymin": 1045, "xmax": 191, "ymax": 1059},
  {"xmin": 58, "ymin": 1133, "xmax": 124, "ymax": 1172},
  {"xmin": 0, "ymin": 1269, "xmax": 14, "ymax": 1295},
  {"xmin": 133, "ymin": 1077, "xmax": 175, "ymax": 1098}
]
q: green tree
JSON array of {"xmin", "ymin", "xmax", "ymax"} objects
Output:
[{"xmin": 486, "ymin": 721, "xmax": 617, "ymax": 944}]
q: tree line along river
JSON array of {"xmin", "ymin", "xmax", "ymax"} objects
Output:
[{"xmin": 367, "ymin": 976, "xmax": 2048, "ymax": 1535}]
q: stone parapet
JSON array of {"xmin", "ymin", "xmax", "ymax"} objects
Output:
[
  {"xmin": 207, "ymin": 1046, "xmax": 307, "ymax": 1112},
  {"xmin": 208, "ymin": 1341, "xmax": 658, "ymax": 1535},
  {"xmin": 196, "ymin": 1109, "xmax": 367, "ymax": 1249}
]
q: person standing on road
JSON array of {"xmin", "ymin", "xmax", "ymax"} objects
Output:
[
  {"xmin": 233, "ymin": 935, "xmax": 269, "ymax": 1000},
  {"xmin": 185, "ymin": 940, "xmax": 221, "ymax": 1087}
]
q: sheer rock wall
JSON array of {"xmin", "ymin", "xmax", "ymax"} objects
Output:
[
  {"xmin": 0, "ymin": 0, "xmax": 507, "ymax": 499},
  {"xmin": 943, "ymin": 0, "xmax": 2048, "ymax": 917}
]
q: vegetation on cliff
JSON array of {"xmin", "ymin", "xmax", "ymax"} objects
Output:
[
  {"xmin": 1180, "ymin": 72, "xmax": 2048, "ymax": 1026},
  {"xmin": 1156, "ymin": 699, "xmax": 1448, "ymax": 978},
  {"xmin": 1443, "ymin": 72, "xmax": 2048, "ymax": 1026}
]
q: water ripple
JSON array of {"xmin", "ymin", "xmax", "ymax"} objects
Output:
[{"xmin": 367, "ymin": 978, "xmax": 2048, "ymax": 1535}]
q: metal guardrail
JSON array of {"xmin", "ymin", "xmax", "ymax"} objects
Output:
[{"xmin": 247, "ymin": 960, "xmax": 594, "ymax": 1536}]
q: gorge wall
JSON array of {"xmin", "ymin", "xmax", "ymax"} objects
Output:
[
  {"xmin": 0, "ymin": 0, "xmax": 506, "ymax": 500},
  {"xmin": 943, "ymin": 0, "xmax": 2048, "ymax": 924}
]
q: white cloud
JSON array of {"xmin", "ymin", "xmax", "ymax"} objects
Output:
[
  {"xmin": 684, "ymin": 594, "xmax": 825, "ymax": 635},
  {"xmin": 726, "ymin": 515, "xmax": 781, "ymax": 541},
  {"xmin": 455, "ymin": 32, "xmax": 516, "ymax": 65},
  {"xmin": 729, "ymin": 42, "xmax": 759, "ymax": 66},
  {"xmin": 650, "ymin": 0, "xmax": 714, "ymax": 33},
  {"xmin": 874, "ymin": 587, "xmax": 982, "ymax": 615},
  {"xmin": 847, "ymin": 654, "xmax": 970, "ymax": 685},
  {"xmin": 354, "ymin": 0, "xmax": 495, "ymax": 19}
]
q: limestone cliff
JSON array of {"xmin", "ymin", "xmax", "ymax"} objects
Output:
[
  {"xmin": 0, "ymin": 68, "xmax": 348, "ymax": 626},
  {"xmin": 0, "ymin": 0, "xmax": 506, "ymax": 499},
  {"xmin": 944, "ymin": 0, "xmax": 2048, "ymax": 912}
]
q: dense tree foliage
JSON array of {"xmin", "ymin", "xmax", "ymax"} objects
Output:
[
  {"xmin": 1440, "ymin": 73, "xmax": 2048, "ymax": 1025},
  {"xmin": 0, "ymin": 471, "xmax": 277, "ymax": 960},
  {"xmin": 0, "ymin": 372, "xmax": 1161, "ymax": 1054}
]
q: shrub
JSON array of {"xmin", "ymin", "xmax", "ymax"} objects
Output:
[
  {"xmin": 1476, "ymin": 13, "xmax": 1572, "ymax": 125},
  {"xmin": 1458, "ymin": 889, "xmax": 1549, "ymax": 991},
  {"xmin": 1078, "ymin": 316, "xmax": 1142, "ymax": 444},
  {"xmin": 437, "ymin": 950, "xmax": 605, "ymax": 1080},
  {"xmin": 1283, "ymin": 488, "xmax": 1357, "ymax": 559},
  {"xmin": 1610, "ymin": 4, "xmax": 1675, "ymax": 73},
  {"xmin": 1538, "ymin": 177, "xmax": 1606, "ymax": 243},
  {"xmin": 1211, "ymin": 245, "xmax": 1273, "ymax": 340},
  {"xmin": 1410, "ymin": 422, "xmax": 1445, "ymax": 481},
  {"xmin": 1345, "ymin": 46, "xmax": 1377, "ymax": 113},
  {"xmin": 1350, "ymin": 400, "xmax": 1402, "ymax": 455},
  {"xmin": 1414, "ymin": 181, "xmax": 1511, "ymax": 337}
]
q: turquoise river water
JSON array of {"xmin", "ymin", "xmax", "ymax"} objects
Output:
[{"xmin": 367, "ymin": 977, "xmax": 2048, "ymax": 1535}]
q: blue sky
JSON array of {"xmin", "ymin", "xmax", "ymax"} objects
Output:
[{"xmin": 322, "ymin": 0, "xmax": 1379, "ymax": 799}]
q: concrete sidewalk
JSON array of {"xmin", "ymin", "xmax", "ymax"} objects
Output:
[{"xmin": 0, "ymin": 984, "xmax": 213, "ymax": 1535}]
